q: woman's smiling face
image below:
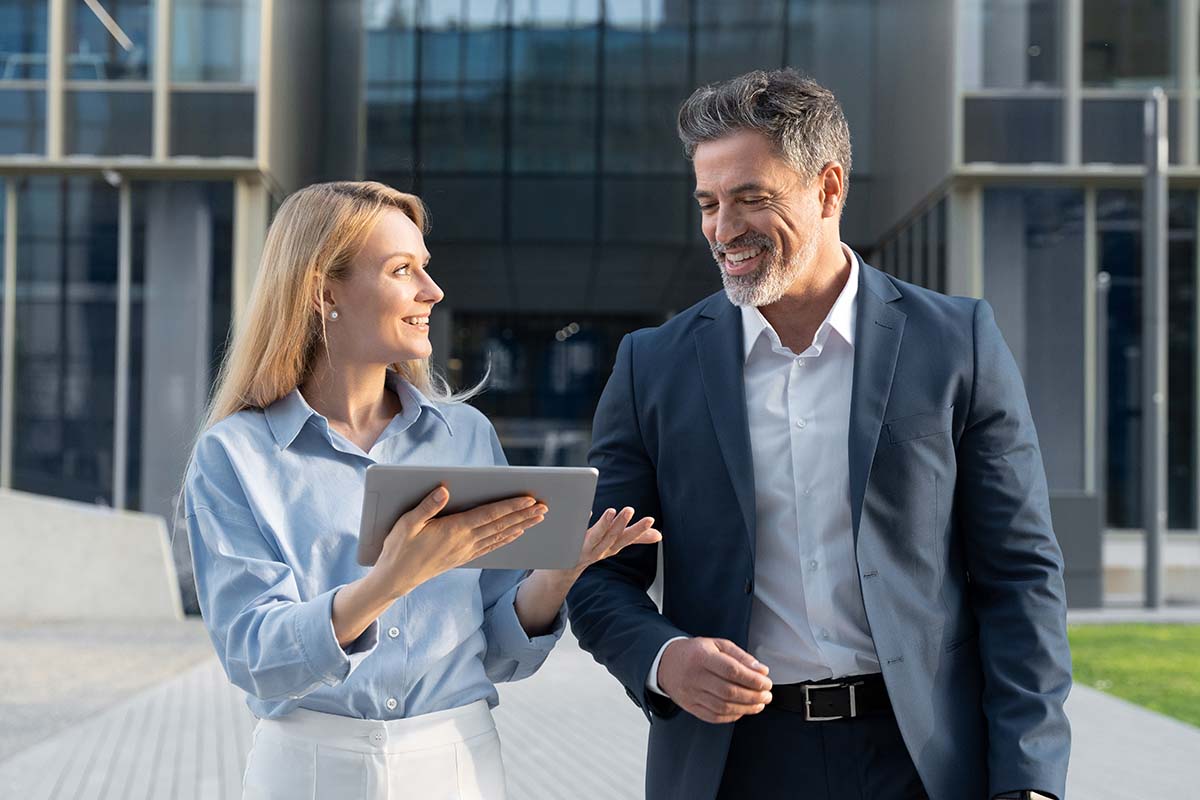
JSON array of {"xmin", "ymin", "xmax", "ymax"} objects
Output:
[{"xmin": 327, "ymin": 207, "xmax": 445, "ymax": 365}]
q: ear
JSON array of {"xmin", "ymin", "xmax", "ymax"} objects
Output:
[
  {"xmin": 817, "ymin": 162, "xmax": 845, "ymax": 220},
  {"xmin": 311, "ymin": 280, "xmax": 338, "ymax": 320}
]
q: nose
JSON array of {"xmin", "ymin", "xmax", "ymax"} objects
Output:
[
  {"xmin": 712, "ymin": 204, "xmax": 747, "ymax": 247},
  {"xmin": 418, "ymin": 270, "xmax": 444, "ymax": 305}
]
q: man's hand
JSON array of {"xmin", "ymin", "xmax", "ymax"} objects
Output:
[{"xmin": 657, "ymin": 637, "xmax": 772, "ymax": 724}]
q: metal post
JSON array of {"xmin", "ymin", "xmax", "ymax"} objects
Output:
[
  {"xmin": 113, "ymin": 181, "xmax": 131, "ymax": 509},
  {"xmin": 0, "ymin": 182, "xmax": 17, "ymax": 488},
  {"xmin": 1142, "ymin": 88, "xmax": 1169, "ymax": 608},
  {"xmin": 1096, "ymin": 270, "xmax": 1110, "ymax": 518}
]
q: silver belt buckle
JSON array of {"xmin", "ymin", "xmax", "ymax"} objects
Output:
[{"xmin": 803, "ymin": 682, "xmax": 856, "ymax": 721}]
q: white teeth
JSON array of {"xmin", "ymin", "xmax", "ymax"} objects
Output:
[
  {"xmin": 403, "ymin": 317, "xmax": 429, "ymax": 325},
  {"xmin": 727, "ymin": 247, "xmax": 763, "ymax": 264}
]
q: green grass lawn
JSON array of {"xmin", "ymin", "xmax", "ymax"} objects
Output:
[{"xmin": 1068, "ymin": 624, "xmax": 1200, "ymax": 728}]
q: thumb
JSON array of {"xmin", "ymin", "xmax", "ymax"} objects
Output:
[
  {"xmin": 713, "ymin": 638, "xmax": 769, "ymax": 675},
  {"xmin": 406, "ymin": 485, "xmax": 449, "ymax": 528}
]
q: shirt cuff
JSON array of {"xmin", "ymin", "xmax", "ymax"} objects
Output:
[
  {"xmin": 487, "ymin": 581, "xmax": 566, "ymax": 664},
  {"xmin": 294, "ymin": 585, "xmax": 380, "ymax": 686},
  {"xmin": 646, "ymin": 636, "xmax": 690, "ymax": 697}
]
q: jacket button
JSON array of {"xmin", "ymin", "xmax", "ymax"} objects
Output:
[{"xmin": 744, "ymin": 579, "xmax": 753, "ymax": 594}]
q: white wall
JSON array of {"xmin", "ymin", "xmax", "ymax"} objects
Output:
[{"xmin": 0, "ymin": 490, "xmax": 183, "ymax": 620}]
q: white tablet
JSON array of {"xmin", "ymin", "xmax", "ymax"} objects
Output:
[{"xmin": 357, "ymin": 464, "xmax": 599, "ymax": 570}]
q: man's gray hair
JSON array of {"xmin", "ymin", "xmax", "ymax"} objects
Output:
[{"xmin": 677, "ymin": 69, "xmax": 852, "ymax": 187}]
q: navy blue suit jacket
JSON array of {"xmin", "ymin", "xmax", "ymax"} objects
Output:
[{"xmin": 568, "ymin": 258, "xmax": 1072, "ymax": 800}]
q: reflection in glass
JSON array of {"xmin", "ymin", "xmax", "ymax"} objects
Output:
[
  {"xmin": 1083, "ymin": 0, "xmax": 1174, "ymax": 88},
  {"xmin": 959, "ymin": 0, "xmax": 1061, "ymax": 89},
  {"xmin": 419, "ymin": 84, "xmax": 505, "ymax": 171},
  {"xmin": 65, "ymin": 90, "xmax": 153, "ymax": 155},
  {"xmin": 1082, "ymin": 98, "xmax": 1179, "ymax": 164},
  {"xmin": 67, "ymin": 0, "xmax": 153, "ymax": 81},
  {"xmin": 693, "ymin": 26, "xmax": 785, "ymax": 86},
  {"xmin": 984, "ymin": 188, "xmax": 1087, "ymax": 492},
  {"xmin": 0, "ymin": 88, "xmax": 44, "ymax": 154},
  {"xmin": 172, "ymin": 0, "xmax": 260, "ymax": 83},
  {"xmin": 964, "ymin": 96, "xmax": 1062, "ymax": 162},
  {"xmin": 602, "ymin": 177, "xmax": 689, "ymax": 244},
  {"xmin": 170, "ymin": 90, "xmax": 254, "ymax": 157},
  {"xmin": 13, "ymin": 177, "xmax": 119, "ymax": 504},
  {"xmin": 0, "ymin": 0, "xmax": 49, "ymax": 80}
]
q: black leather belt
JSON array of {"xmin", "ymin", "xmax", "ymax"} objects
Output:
[{"xmin": 771, "ymin": 674, "xmax": 891, "ymax": 721}]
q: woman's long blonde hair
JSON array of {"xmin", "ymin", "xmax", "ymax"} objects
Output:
[{"xmin": 202, "ymin": 180, "xmax": 476, "ymax": 432}]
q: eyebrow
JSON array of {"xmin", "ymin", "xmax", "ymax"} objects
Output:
[
  {"xmin": 381, "ymin": 251, "xmax": 431, "ymax": 265},
  {"xmin": 693, "ymin": 182, "xmax": 770, "ymax": 199}
]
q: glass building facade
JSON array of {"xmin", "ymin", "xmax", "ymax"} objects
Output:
[{"xmin": 2, "ymin": 0, "xmax": 1198, "ymax": 558}]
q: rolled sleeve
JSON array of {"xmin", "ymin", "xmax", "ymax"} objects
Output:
[
  {"xmin": 480, "ymin": 578, "xmax": 564, "ymax": 683},
  {"xmin": 295, "ymin": 585, "xmax": 381, "ymax": 686}
]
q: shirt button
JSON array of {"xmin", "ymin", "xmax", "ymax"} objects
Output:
[
  {"xmin": 387, "ymin": 626, "xmax": 400, "ymax": 639},
  {"xmin": 795, "ymin": 418, "xmax": 807, "ymax": 429},
  {"xmin": 385, "ymin": 697, "xmax": 398, "ymax": 711},
  {"xmin": 809, "ymin": 560, "xmax": 819, "ymax": 570},
  {"xmin": 821, "ymin": 629, "xmax": 831, "ymax": 640},
  {"xmin": 370, "ymin": 730, "xmax": 385, "ymax": 744}
]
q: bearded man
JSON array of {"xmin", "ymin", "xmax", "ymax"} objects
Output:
[{"xmin": 567, "ymin": 70, "xmax": 1071, "ymax": 800}]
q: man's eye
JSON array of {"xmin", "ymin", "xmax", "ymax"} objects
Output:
[
  {"xmin": 698, "ymin": 203, "xmax": 717, "ymax": 212},
  {"xmin": 744, "ymin": 197, "xmax": 767, "ymax": 205}
]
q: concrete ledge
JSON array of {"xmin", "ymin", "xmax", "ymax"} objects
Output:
[{"xmin": 0, "ymin": 490, "xmax": 183, "ymax": 621}]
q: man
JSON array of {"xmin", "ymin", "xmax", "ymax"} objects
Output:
[{"xmin": 567, "ymin": 70, "xmax": 1071, "ymax": 800}]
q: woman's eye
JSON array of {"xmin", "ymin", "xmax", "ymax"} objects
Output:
[{"xmin": 394, "ymin": 265, "xmax": 411, "ymax": 276}]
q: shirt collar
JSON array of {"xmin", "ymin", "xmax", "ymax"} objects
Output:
[
  {"xmin": 264, "ymin": 370, "xmax": 453, "ymax": 450},
  {"xmin": 740, "ymin": 243, "xmax": 860, "ymax": 363}
]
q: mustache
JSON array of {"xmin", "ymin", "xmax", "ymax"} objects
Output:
[{"xmin": 710, "ymin": 232, "xmax": 774, "ymax": 260}]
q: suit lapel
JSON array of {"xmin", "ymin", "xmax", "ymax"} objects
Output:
[
  {"xmin": 849, "ymin": 262, "xmax": 907, "ymax": 542},
  {"xmin": 693, "ymin": 296, "xmax": 757, "ymax": 560}
]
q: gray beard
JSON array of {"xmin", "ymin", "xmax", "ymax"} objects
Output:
[{"xmin": 717, "ymin": 235, "xmax": 818, "ymax": 308}]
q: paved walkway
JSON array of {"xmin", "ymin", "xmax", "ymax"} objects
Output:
[{"xmin": 1, "ymin": 625, "xmax": 1196, "ymax": 799}]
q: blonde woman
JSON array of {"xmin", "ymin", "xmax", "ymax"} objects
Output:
[{"xmin": 184, "ymin": 181, "xmax": 659, "ymax": 800}]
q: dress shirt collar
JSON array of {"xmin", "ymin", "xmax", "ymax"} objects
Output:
[
  {"xmin": 740, "ymin": 243, "xmax": 860, "ymax": 363},
  {"xmin": 265, "ymin": 369, "xmax": 452, "ymax": 450}
]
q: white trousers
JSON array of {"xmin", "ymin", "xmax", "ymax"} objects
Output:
[{"xmin": 243, "ymin": 700, "xmax": 507, "ymax": 800}]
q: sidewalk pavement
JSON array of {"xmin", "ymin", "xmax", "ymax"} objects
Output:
[{"xmin": 1, "ymin": 620, "xmax": 1196, "ymax": 799}]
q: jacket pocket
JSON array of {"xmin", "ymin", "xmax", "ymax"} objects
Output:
[{"xmin": 885, "ymin": 405, "xmax": 954, "ymax": 445}]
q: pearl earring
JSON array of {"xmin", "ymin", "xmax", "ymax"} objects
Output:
[{"xmin": 329, "ymin": 310, "xmax": 339, "ymax": 321}]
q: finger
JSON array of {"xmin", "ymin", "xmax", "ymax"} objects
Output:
[
  {"xmin": 596, "ymin": 507, "xmax": 635, "ymax": 554},
  {"xmin": 694, "ymin": 691, "xmax": 768, "ymax": 718},
  {"xmin": 602, "ymin": 519, "xmax": 659, "ymax": 559},
  {"xmin": 476, "ymin": 504, "xmax": 546, "ymax": 538},
  {"xmin": 579, "ymin": 508, "xmax": 617, "ymax": 558},
  {"xmin": 712, "ymin": 639, "xmax": 772, "ymax": 678},
  {"xmin": 702, "ymin": 650, "xmax": 773, "ymax": 691},
  {"xmin": 453, "ymin": 495, "xmax": 537, "ymax": 529},
  {"xmin": 698, "ymin": 682, "xmax": 773, "ymax": 707},
  {"xmin": 689, "ymin": 698, "xmax": 757, "ymax": 724},
  {"xmin": 402, "ymin": 485, "xmax": 450, "ymax": 528},
  {"xmin": 475, "ymin": 522, "xmax": 528, "ymax": 556}
]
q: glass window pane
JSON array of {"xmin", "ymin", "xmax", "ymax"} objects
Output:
[
  {"xmin": 172, "ymin": 0, "xmax": 260, "ymax": 83},
  {"xmin": 65, "ymin": 89, "xmax": 152, "ymax": 156},
  {"xmin": 513, "ymin": 83, "xmax": 597, "ymax": 172},
  {"xmin": 602, "ymin": 178, "xmax": 690, "ymax": 244},
  {"xmin": 1167, "ymin": 191, "xmax": 1196, "ymax": 528},
  {"xmin": 1083, "ymin": 0, "xmax": 1175, "ymax": 88},
  {"xmin": 366, "ymin": 86, "xmax": 416, "ymax": 176},
  {"xmin": 959, "ymin": 0, "xmax": 1062, "ymax": 89},
  {"xmin": 0, "ymin": 88, "xmax": 44, "ymax": 154},
  {"xmin": 170, "ymin": 90, "xmax": 254, "ymax": 157},
  {"xmin": 67, "ymin": 0, "xmax": 154, "ymax": 81},
  {"xmin": 511, "ymin": 177, "xmax": 595, "ymax": 242},
  {"xmin": 695, "ymin": 0, "xmax": 785, "ymax": 27},
  {"xmin": 419, "ymin": 83, "xmax": 505, "ymax": 171},
  {"xmin": 14, "ymin": 177, "xmax": 119, "ymax": 505},
  {"xmin": 603, "ymin": 84, "xmax": 689, "ymax": 174},
  {"xmin": 366, "ymin": 28, "xmax": 416, "ymax": 84},
  {"xmin": 420, "ymin": 176, "xmax": 504, "ymax": 242},
  {"xmin": 964, "ymin": 96, "xmax": 1063, "ymax": 163},
  {"xmin": 513, "ymin": 28, "xmax": 597, "ymax": 84},
  {"xmin": 513, "ymin": 0, "xmax": 600, "ymax": 27},
  {"xmin": 693, "ymin": 26, "xmax": 785, "ymax": 87},
  {"xmin": 0, "ymin": 0, "xmax": 49, "ymax": 79},
  {"xmin": 1082, "ymin": 97, "xmax": 1179, "ymax": 165},
  {"xmin": 983, "ymin": 188, "xmax": 1087, "ymax": 492}
]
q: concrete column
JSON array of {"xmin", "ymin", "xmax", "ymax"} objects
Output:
[
  {"xmin": 232, "ymin": 176, "xmax": 270, "ymax": 329},
  {"xmin": 947, "ymin": 184, "xmax": 982, "ymax": 298}
]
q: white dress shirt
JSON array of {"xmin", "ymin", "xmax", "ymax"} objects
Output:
[{"xmin": 648, "ymin": 245, "xmax": 879, "ymax": 694}]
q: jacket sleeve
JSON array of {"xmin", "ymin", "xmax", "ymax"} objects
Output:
[
  {"xmin": 957, "ymin": 299, "xmax": 1072, "ymax": 799},
  {"xmin": 567, "ymin": 333, "xmax": 689, "ymax": 719}
]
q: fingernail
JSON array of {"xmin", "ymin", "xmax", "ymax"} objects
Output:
[
  {"xmin": 433, "ymin": 488, "xmax": 448, "ymax": 501},
  {"xmin": 764, "ymin": 692, "xmax": 772, "ymax": 703},
  {"xmin": 604, "ymin": 508, "xmax": 616, "ymax": 519},
  {"xmin": 750, "ymin": 660, "xmax": 761, "ymax": 669}
]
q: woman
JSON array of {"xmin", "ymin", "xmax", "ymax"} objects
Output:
[{"xmin": 184, "ymin": 181, "xmax": 658, "ymax": 799}]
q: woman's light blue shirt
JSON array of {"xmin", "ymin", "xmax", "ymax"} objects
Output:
[{"xmin": 184, "ymin": 373, "xmax": 564, "ymax": 721}]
